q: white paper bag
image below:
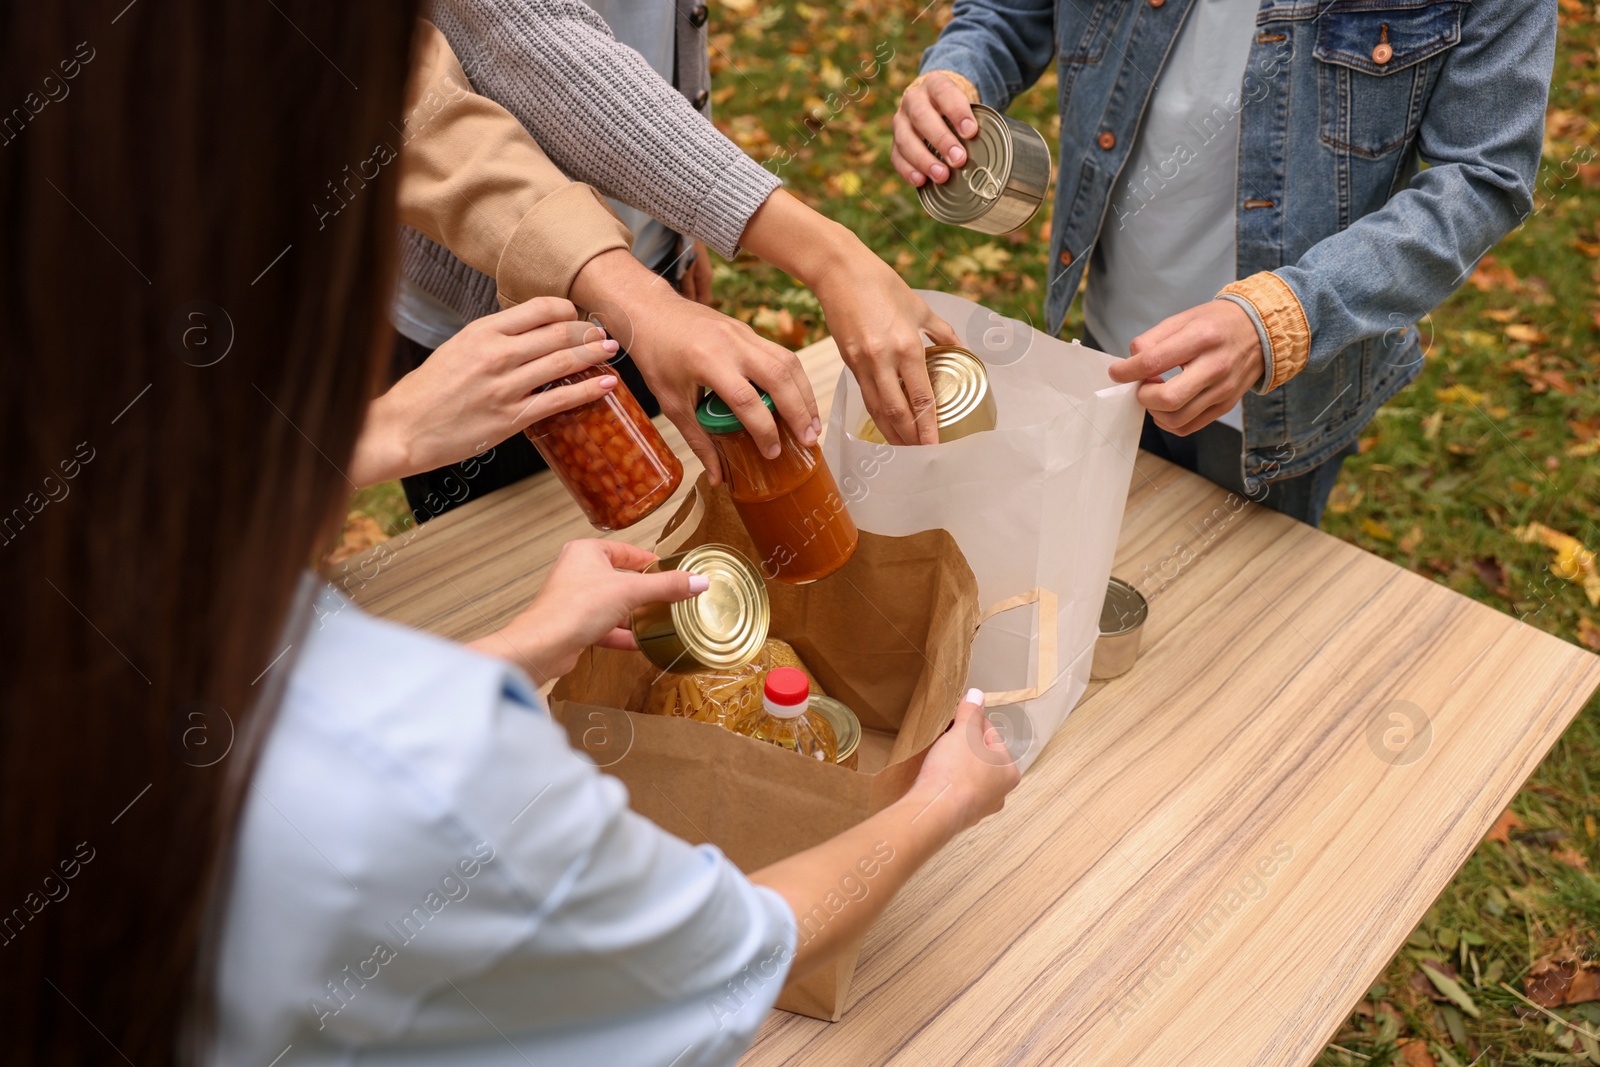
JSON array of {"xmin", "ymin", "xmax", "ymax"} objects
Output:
[{"xmin": 823, "ymin": 290, "xmax": 1143, "ymax": 770}]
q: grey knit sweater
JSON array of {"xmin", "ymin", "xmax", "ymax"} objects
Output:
[{"xmin": 404, "ymin": 0, "xmax": 782, "ymax": 322}]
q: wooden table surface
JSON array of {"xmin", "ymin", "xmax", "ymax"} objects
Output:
[{"xmin": 338, "ymin": 338, "xmax": 1600, "ymax": 1066}]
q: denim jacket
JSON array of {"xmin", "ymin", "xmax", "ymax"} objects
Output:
[{"xmin": 921, "ymin": 0, "xmax": 1554, "ymax": 481}]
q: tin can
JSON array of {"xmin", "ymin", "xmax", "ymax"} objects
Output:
[
  {"xmin": 808, "ymin": 694, "xmax": 861, "ymax": 770},
  {"xmin": 1090, "ymin": 577, "xmax": 1148, "ymax": 681},
  {"xmin": 856, "ymin": 344, "xmax": 999, "ymax": 444},
  {"xmin": 633, "ymin": 544, "xmax": 770, "ymax": 672},
  {"xmin": 917, "ymin": 103, "xmax": 1051, "ymax": 235}
]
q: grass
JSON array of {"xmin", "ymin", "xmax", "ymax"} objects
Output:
[{"xmin": 348, "ymin": 2, "xmax": 1600, "ymax": 1061}]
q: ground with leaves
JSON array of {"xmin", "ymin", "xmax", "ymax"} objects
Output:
[{"xmin": 341, "ymin": 3, "xmax": 1600, "ymax": 1062}]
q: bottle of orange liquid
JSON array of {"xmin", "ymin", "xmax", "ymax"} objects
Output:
[{"xmin": 742, "ymin": 667, "xmax": 838, "ymax": 763}]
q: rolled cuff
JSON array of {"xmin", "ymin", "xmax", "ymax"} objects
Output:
[
  {"xmin": 494, "ymin": 183, "xmax": 633, "ymax": 307},
  {"xmin": 908, "ymin": 69, "xmax": 981, "ymax": 104},
  {"xmin": 1216, "ymin": 271, "xmax": 1310, "ymax": 392}
]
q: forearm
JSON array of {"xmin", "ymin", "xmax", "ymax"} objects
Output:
[
  {"xmin": 399, "ymin": 20, "xmax": 631, "ymax": 305},
  {"xmin": 348, "ymin": 392, "xmax": 413, "ymax": 489},
  {"xmin": 429, "ymin": 0, "xmax": 779, "ymax": 259},
  {"xmin": 750, "ymin": 779, "xmax": 963, "ymax": 978},
  {"xmin": 738, "ymin": 188, "xmax": 856, "ymax": 291}
]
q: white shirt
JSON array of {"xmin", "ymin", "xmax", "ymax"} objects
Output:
[
  {"xmin": 210, "ymin": 580, "xmax": 795, "ymax": 1067},
  {"xmin": 1084, "ymin": 0, "xmax": 1258, "ymax": 431}
]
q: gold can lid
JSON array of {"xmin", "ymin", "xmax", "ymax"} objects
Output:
[
  {"xmin": 669, "ymin": 544, "xmax": 770, "ymax": 669},
  {"xmin": 926, "ymin": 345, "xmax": 994, "ymax": 439},
  {"xmin": 808, "ymin": 694, "xmax": 860, "ymax": 764},
  {"xmin": 917, "ymin": 103, "xmax": 1015, "ymax": 226},
  {"xmin": 1100, "ymin": 576, "xmax": 1149, "ymax": 637},
  {"xmin": 857, "ymin": 344, "xmax": 995, "ymax": 443}
]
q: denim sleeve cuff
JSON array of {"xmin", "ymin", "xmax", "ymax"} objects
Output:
[
  {"xmin": 908, "ymin": 69, "xmax": 981, "ymax": 105},
  {"xmin": 1216, "ymin": 271, "xmax": 1311, "ymax": 392}
]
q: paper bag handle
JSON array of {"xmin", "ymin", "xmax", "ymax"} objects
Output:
[{"xmin": 974, "ymin": 587, "xmax": 1060, "ymax": 707}]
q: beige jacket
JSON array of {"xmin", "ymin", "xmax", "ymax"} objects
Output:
[{"xmin": 397, "ymin": 21, "xmax": 631, "ymax": 306}]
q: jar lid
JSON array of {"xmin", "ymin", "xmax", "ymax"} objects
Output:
[
  {"xmin": 917, "ymin": 103, "xmax": 1016, "ymax": 226},
  {"xmin": 669, "ymin": 544, "xmax": 770, "ymax": 669},
  {"xmin": 695, "ymin": 388, "xmax": 776, "ymax": 435}
]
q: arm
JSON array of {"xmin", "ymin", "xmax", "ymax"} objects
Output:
[
  {"xmin": 918, "ymin": 0, "xmax": 1060, "ymax": 111},
  {"xmin": 1110, "ymin": 0, "xmax": 1556, "ymax": 431},
  {"xmin": 429, "ymin": 0, "xmax": 778, "ymax": 260},
  {"xmin": 750, "ymin": 695, "xmax": 1018, "ymax": 977},
  {"xmin": 398, "ymin": 19, "xmax": 631, "ymax": 304}
]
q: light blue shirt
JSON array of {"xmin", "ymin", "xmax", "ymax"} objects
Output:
[
  {"xmin": 1083, "ymin": 0, "xmax": 1258, "ymax": 431},
  {"xmin": 210, "ymin": 580, "xmax": 795, "ymax": 1067}
]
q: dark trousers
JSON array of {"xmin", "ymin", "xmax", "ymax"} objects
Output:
[{"xmin": 1138, "ymin": 416, "xmax": 1356, "ymax": 529}]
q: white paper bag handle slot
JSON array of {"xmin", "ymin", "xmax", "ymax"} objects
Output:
[{"xmin": 974, "ymin": 587, "xmax": 1060, "ymax": 706}]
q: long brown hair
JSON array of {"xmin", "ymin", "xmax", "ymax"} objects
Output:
[{"xmin": 0, "ymin": 3, "xmax": 417, "ymax": 1062}]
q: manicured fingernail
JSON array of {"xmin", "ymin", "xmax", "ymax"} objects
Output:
[
  {"xmin": 965, "ymin": 687, "xmax": 984, "ymax": 705},
  {"xmin": 949, "ymin": 144, "xmax": 966, "ymax": 165},
  {"xmin": 597, "ymin": 375, "xmax": 618, "ymax": 388},
  {"xmin": 960, "ymin": 120, "xmax": 978, "ymax": 137},
  {"xmin": 688, "ymin": 574, "xmax": 710, "ymax": 594},
  {"xmin": 601, "ymin": 339, "xmax": 619, "ymax": 352}
]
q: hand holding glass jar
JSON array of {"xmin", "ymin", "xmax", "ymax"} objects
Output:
[{"xmin": 696, "ymin": 388, "xmax": 858, "ymax": 584}]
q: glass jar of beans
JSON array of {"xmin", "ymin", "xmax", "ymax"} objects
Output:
[{"xmin": 523, "ymin": 366, "xmax": 683, "ymax": 530}]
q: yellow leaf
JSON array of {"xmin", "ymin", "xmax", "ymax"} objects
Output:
[
  {"xmin": 1504, "ymin": 323, "xmax": 1547, "ymax": 344},
  {"xmin": 720, "ymin": 0, "xmax": 755, "ymax": 10},
  {"xmin": 968, "ymin": 242, "xmax": 1012, "ymax": 271},
  {"xmin": 819, "ymin": 58, "xmax": 844, "ymax": 90},
  {"xmin": 1435, "ymin": 384, "xmax": 1486, "ymax": 406},
  {"xmin": 1566, "ymin": 438, "xmax": 1600, "ymax": 458},
  {"xmin": 1422, "ymin": 410, "xmax": 1444, "ymax": 441},
  {"xmin": 836, "ymin": 170, "xmax": 862, "ymax": 196},
  {"xmin": 1361, "ymin": 518, "xmax": 1395, "ymax": 542}
]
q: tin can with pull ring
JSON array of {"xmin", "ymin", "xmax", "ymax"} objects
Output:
[{"xmin": 917, "ymin": 103, "xmax": 1052, "ymax": 236}]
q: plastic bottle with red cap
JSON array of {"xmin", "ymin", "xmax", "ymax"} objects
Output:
[{"xmin": 740, "ymin": 666, "xmax": 839, "ymax": 763}]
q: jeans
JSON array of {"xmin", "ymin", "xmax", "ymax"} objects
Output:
[{"xmin": 1138, "ymin": 415, "xmax": 1356, "ymax": 529}]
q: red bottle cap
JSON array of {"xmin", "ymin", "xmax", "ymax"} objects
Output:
[{"xmin": 763, "ymin": 667, "xmax": 810, "ymax": 717}]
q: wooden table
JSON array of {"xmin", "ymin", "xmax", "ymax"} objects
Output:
[{"xmin": 339, "ymin": 338, "xmax": 1600, "ymax": 1066}]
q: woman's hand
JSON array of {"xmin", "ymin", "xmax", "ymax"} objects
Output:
[
  {"xmin": 739, "ymin": 189, "xmax": 960, "ymax": 446},
  {"xmin": 1107, "ymin": 300, "xmax": 1265, "ymax": 436},
  {"xmin": 468, "ymin": 540, "xmax": 709, "ymax": 684},
  {"xmin": 891, "ymin": 72, "xmax": 979, "ymax": 188},
  {"xmin": 571, "ymin": 248, "xmax": 820, "ymax": 483},
  {"xmin": 350, "ymin": 298, "xmax": 619, "ymax": 487},
  {"xmin": 907, "ymin": 690, "xmax": 1021, "ymax": 834}
]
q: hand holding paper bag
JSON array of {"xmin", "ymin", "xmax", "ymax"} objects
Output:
[{"xmin": 824, "ymin": 290, "xmax": 1144, "ymax": 770}]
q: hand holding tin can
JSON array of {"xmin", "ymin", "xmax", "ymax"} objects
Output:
[
  {"xmin": 894, "ymin": 77, "xmax": 1052, "ymax": 235},
  {"xmin": 856, "ymin": 344, "xmax": 998, "ymax": 445}
]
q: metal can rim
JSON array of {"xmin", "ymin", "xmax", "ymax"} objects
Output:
[
  {"xmin": 1100, "ymin": 576, "xmax": 1149, "ymax": 638},
  {"xmin": 916, "ymin": 103, "xmax": 1017, "ymax": 226}
]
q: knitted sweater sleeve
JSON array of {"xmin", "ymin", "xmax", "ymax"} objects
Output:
[{"xmin": 427, "ymin": 0, "xmax": 782, "ymax": 260}]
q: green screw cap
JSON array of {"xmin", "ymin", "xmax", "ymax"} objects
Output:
[{"xmin": 695, "ymin": 387, "xmax": 775, "ymax": 434}]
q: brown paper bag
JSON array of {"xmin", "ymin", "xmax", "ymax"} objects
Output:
[{"xmin": 549, "ymin": 476, "xmax": 980, "ymax": 1020}]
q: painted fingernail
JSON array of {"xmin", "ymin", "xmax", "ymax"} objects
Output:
[
  {"xmin": 597, "ymin": 375, "xmax": 618, "ymax": 388},
  {"xmin": 687, "ymin": 574, "xmax": 711, "ymax": 594},
  {"xmin": 601, "ymin": 339, "xmax": 619, "ymax": 352},
  {"xmin": 949, "ymin": 145, "xmax": 966, "ymax": 165},
  {"xmin": 965, "ymin": 687, "xmax": 984, "ymax": 706}
]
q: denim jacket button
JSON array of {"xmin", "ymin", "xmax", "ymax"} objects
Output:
[
  {"xmin": 1148, "ymin": 0, "xmax": 1166, "ymax": 7},
  {"xmin": 1372, "ymin": 42, "xmax": 1393, "ymax": 64},
  {"xmin": 1097, "ymin": 131, "xmax": 1116, "ymax": 150},
  {"xmin": 1058, "ymin": 250, "xmax": 1074, "ymax": 267}
]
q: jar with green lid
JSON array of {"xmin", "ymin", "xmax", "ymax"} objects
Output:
[{"xmin": 696, "ymin": 389, "xmax": 858, "ymax": 584}]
